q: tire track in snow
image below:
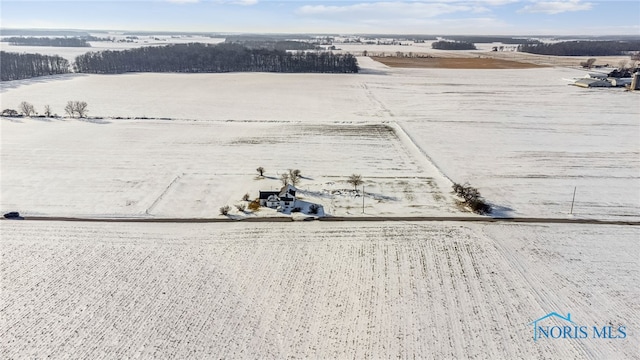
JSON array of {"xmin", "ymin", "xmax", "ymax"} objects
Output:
[
  {"xmin": 392, "ymin": 121, "xmax": 454, "ymax": 185},
  {"xmin": 361, "ymin": 83, "xmax": 393, "ymax": 118},
  {"xmin": 144, "ymin": 174, "xmax": 183, "ymax": 215}
]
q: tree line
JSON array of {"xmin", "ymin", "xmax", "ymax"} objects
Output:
[
  {"xmin": 442, "ymin": 36, "xmax": 535, "ymax": 44},
  {"xmin": 0, "ymin": 51, "xmax": 70, "ymax": 81},
  {"xmin": 73, "ymin": 43, "xmax": 358, "ymax": 74},
  {"xmin": 431, "ymin": 40, "xmax": 477, "ymax": 50},
  {"xmin": 225, "ymin": 39, "xmax": 320, "ymax": 51},
  {"xmin": 2, "ymin": 37, "xmax": 90, "ymax": 47},
  {"xmin": 2, "ymin": 100, "xmax": 87, "ymax": 118},
  {"xmin": 518, "ymin": 40, "xmax": 640, "ymax": 56}
]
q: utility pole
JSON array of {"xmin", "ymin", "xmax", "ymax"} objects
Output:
[
  {"xmin": 570, "ymin": 186, "xmax": 576, "ymax": 214},
  {"xmin": 362, "ymin": 185, "xmax": 365, "ymax": 214}
]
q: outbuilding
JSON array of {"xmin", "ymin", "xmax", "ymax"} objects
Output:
[{"xmin": 573, "ymin": 78, "xmax": 612, "ymax": 88}]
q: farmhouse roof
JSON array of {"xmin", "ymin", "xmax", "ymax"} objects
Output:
[
  {"xmin": 574, "ymin": 78, "xmax": 611, "ymax": 88},
  {"xmin": 259, "ymin": 191, "xmax": 279, "ymax": 200},
  {"xmin": 279, "ymin": 184, "xmax": 297, "ymax": 198}
]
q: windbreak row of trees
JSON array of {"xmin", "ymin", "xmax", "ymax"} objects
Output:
[
  {"xmin": 431, "ymin": 40, "xmax": 477, "ymax": 50},
  {"xmin": 518, "ymin": 40, "xmax": 640, "ymax": 56},
  {"xmin": 225, "ymin": 39, "xmax": 319, "ymax": 51},
  {"xmin": 2, "ymin": 37, "xmax": 90, "ymax": 47},
  {"xmin": 442, "ymin": 36, "xmax": 535, "ymax": 44},
  {"xmin": 73, "ymin": 43, "xmax": 358, "ymax": 74},
  {"xmin": 0, "ymin": 51, "xmax": 70, "ymax": 81}
]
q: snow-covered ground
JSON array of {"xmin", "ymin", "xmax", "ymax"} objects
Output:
[
  {"xmin": 362, "ymin": 66, "xmax": 640, "ymax": 220},
  {"xmin": 1, "ymin": 220, "xmax": 637, "ymax": 358},
  {"xmin": 0, "ymin": 118, "xmax": 458, "ymax": 218},
  {"xmin": 1, "ymin": 59, "xmax": 638, "ymax": 220},
  {"xmin": 1, "ymin": 52, "xmax": 639, "ymax": 358}
]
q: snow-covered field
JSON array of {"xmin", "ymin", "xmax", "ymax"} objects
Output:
[
  {"xmin": 361, "ymin": 66, "xmax": 640, "ymax": 219},
  {"xmin": 1, "ymin": 51, "xmax": 639, "ymax": 358},
  {"xmin": 2, "ymin": 57, "xmax": 638, "ymax": 219},
  {"xmin": 0, "ymin": 118, "xmax": 457, "ymax": 218},
  {"xmin": 1, "ymin": 220, "xmax": 638, "ymax": 358}
]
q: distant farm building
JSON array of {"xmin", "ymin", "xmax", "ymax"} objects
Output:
[
  {"xmin": 586, "ymin": 73, "xmax": 607, "ymax": 80},
  {"xmin": 573, "ymin": 78, "xmax": 612, "ymax": 88},
  {"xmin": 610, "ymin": 78, "xmax": 632, "ymax": 87},
  {"xmin": 572, "ymin": 70, "xmax": 640, "ymax": 89},
  {"xmin": 630, "ymin": 73, "xmax": 640, "ymax": 90}
]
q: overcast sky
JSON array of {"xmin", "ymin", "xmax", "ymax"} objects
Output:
[{"xmin": 1, "ymin": 0, "xmax": 639, "ymax": 35}]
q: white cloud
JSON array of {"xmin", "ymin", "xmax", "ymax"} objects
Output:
[
  {"xmin": 519, "ymin": 0, "xmax": 592, "ymax": 14},
  {"xmin": 231, "ymin": 0, "xmax": 258, "ymax": 5},
  {"xmin": 297, "ymin": 2, "xmax": 476, "ymax": 18},
  {"xmin": 214, "ymin": 0, "xmax": 258, "ymax": 5},
  {"xmin": 166, "ymin": 0, "xmax": 200, "ymax": 4}
]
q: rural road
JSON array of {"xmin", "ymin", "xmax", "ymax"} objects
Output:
[{"xmin": 3, "ymin": 216, "xmax": 639, "ymax": 226}]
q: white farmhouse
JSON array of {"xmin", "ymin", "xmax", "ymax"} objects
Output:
[{"xmin": 259, "ymin": 185, "xmax": 297, "ymax": 212}]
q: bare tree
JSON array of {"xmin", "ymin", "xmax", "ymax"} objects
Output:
[
  {"xmin": 347, "ymin": 174, "xmax": 363, "ymax": 190},
  {"xmin": 43, "ymin": 105, "xmax": 52, "ymax": 117},
  {"xmin": 219, "ymin": 205, "xmax": 231, "ymax": 215},
  {"xmin": 74, "ymin": 101, "xmax": 89, "ymax": 118},
  {"xmin": 65, "ymin": 101, "xmax": 89, "ymax": 118},
  {"xmin": 235, "ymin": 204, "xmax": 246, "ymax": 212},
  {"xmin": 256, "ymin": 166, "xmax": 265, "ymax": 177},
  {"xmin": 289, "ymin": 169, "xmax": 301, "ymax": 186},
  {"xmin": 242, "ymin": 193, "xmax": 250, "ymax": 201},
  {"xmin": 19, "ymin": 101, "xmax": 35, "ymax": 116},
  {"xmin": 280, "ymin": 173, "xmax": 289, "ymax": 186},
  {"xmin": 618, "ymin": 59, "xmax": 629, "ymax": 70},
  {"xmin": 64, "ymin": 101, "xmax": 75, "ymax": 117},
  {"xmin": 580, "ymin": 58, "xmax": 596, "ymax": 69}
]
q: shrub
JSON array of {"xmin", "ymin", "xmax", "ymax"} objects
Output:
[
  {"xmin": 248, "ymin": 200, "xmax": 260, "ymax": 211},
  {"xmin": 242, "ymin": 193, "xmax": 250, "ymax": 201},
  {"xmin": 1, "ymin": 109, "xmax": 19, "ymax": 117},
  {"xmin": 235, "ymin": 204, "xmax": 246, "ymax": 212},
  {"xmin": 467, "ymin": 198, "xmax": 491, "ymax": 214},
  {"xmin": 309, "ymin": 204, "xmax": 319, "ymax": 215},
  {"xmin": 219, "ymin": 205, "xmax": 231, "ymax": 215},
  {"xmin": 452, "ymin": 182, "xmax": 491, "ymax": 215}
]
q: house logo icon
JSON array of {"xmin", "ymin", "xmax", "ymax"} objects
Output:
[{"xmin": 529, "ymin": 312, "xmax": 574, "ymax": 341}]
